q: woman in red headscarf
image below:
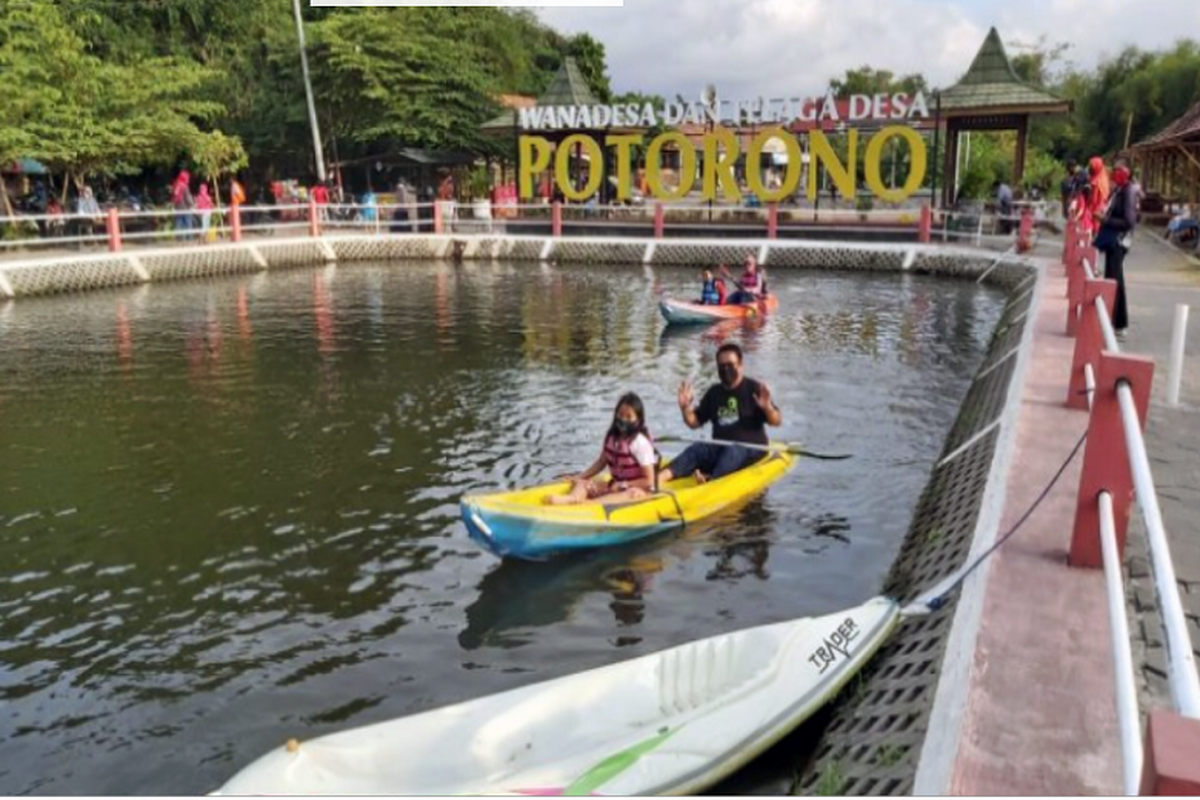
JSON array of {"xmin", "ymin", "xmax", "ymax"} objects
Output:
[
  {"xmin": 1094, "ymin": 158, "xmax": 1138, "ymax": 334},
  {"xmin": 1085, "ymin": 156, "xmax": 1110, "ymax": 236}
]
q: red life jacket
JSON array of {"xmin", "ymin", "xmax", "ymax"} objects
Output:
[
  {"xmin": 603, "ymin": 432, "xmax": 653, "ymax": 483},
  {"xmin": 740, "ymin": 271, "xmax": 759, "ymax": 291}
]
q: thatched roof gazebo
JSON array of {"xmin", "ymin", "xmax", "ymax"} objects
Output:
[
  {"xmin": 1129, "ymin": 97, "xmax": 1200, "ymax": 212},
  {"xmin": 483, "ymin": 57, "xmax": 638, "ymax": 199},
  {"xmin": 936, "ymin": 28, "xmax": 1071, "ymax": 206}
]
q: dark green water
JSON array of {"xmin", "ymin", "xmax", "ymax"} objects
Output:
[{"xmin": 0, "ymin": 261, "xmax": 1004, "ymax": 794}]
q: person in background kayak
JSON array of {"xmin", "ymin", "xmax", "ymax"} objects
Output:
[
  {"xmin": 546, "ymin": 392, "xmax": 659, "ymax": 506},
  {"xmin": 658, "ymin": 343, "xmax": 782, "ymax": 485},
  {"xmin": 700, "ymin": 268, "xmax": 726, "ymax": 305},
  {"xmin": 726, "ymin": 254, "xmax": 767, "ymax": 305}
]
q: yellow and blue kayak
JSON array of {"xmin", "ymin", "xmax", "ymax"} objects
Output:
[{"xmin": 461, "ymin": 449, "xmax": 796, "ymax": 559}]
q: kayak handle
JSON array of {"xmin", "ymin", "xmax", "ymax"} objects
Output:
[{"xmin": 470, "ymin": 511, "xmax": 494, "ymax": 541}]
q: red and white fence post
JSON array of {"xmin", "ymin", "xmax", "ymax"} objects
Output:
[
  {"xmin": 918, "ymin": 204, "xmax": 933, "ymax": 244},
  {"xmin": 1066, "ymin": 277, "xmax": 1117, "ymax": 410},
  {"xmin": 1017, "ymin": 207, "xmax": 1034, "ymax": 253},
  {"xmin": 767, "ymin": 203, "xmax": 778, "ymax": 240},
  {"xmin": 230, "ymin": 200, "xmax": 242, "ymax": 243},
  {"xmin": 308, "ymin": 199, "xmax": 320, "ymax": 238},
  {"xmin": 1068, "ymin": 350, "xmax": 1154, "ymax": 568},
  {"xmin": 106, "ymin": 207, "xmax": 122, "ymax": 253},
  {"xmin": 551, "ymin": 201, "xmax": 562, "ymax": 237},
  {"xmin": 653, "ymin": 203, "xmax": 664, "ymax": 239},
  {"xmin": 1140, "ymin": 710, "xmax": 1200, "ymax": 794}
]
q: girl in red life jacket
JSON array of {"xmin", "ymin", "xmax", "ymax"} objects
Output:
[{"xmin": 545, "ymin": 392, "xmax": 658, "ymax": 506}]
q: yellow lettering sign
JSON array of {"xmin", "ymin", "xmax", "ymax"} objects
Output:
[
  {"xmin": 606, "ymin": 134, "xmax": 643, "ymax": 202},
  {"xmin": 555, "ymin": 134, "xmax": 603, "ymax": 202},
  {"xmin": 864, "ymin": 126, "xmax": 927, "ymax": 204},
  {"xmin": 519, "ymin": 136, "xmax": 552, "ymax": 200},
  {"xmin": 518, "ymin": 127, "xmax": 928, "ymax": 205},
  {"xmin": 646, "ymin": 132, "xmax": 696, "ymax": 201},
  {"xmin": 746, "ymin": 128, "xmax": 802, "ymax": 204},
  {"xmin": 808, "ymin": 129, "xmax": 857, "ymax": 202},
  {"xmin": 702, "ymin": 126, "xmax": 741, "ymax": 203}
]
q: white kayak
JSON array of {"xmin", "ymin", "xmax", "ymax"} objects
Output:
[{"xmin": 214, "ymin": 596, "xmax": 899, "ymax": 796}]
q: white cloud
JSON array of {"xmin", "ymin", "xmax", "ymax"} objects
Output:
[{"xmin": 538, "ymin": 0, "xmax": 1200, "ymax": 99}]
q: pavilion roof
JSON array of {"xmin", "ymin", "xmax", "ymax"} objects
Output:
[
  {"xmin": 483, "ymin": 58, "xmax": 600, "ymax": 132},
  {"xmin": 938, "ymin": 27, "xmax": 1070, "ymax": 114},
  {"xmin": 1132, "ymin": 96, "xmax": 1200, "ymax": 150}
]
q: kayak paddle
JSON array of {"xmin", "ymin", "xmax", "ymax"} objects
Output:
[{"xmin": 655, "ymin": 435, "xmax": 852, "ymax": 461}]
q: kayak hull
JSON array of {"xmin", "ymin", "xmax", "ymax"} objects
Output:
[
  {"xmin": 658, "ymin": 295, "xmax": 779, "ymax": 326},
  {"xmin": 214, "ymin": 596, "xmax": 900, "ymax": 796},
  {"xmin": 462, "ymin": 450, "xmax": 795, "ymax": 560}
]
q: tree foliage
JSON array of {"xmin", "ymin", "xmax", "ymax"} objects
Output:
[
  {"xmin": 1, "ymin": 1, "xmax": 612, "ymax": 188},
  {"xmin": 1, "ymin": 1, "xmax": 228, "ymax": 194},
  {"xmin": 313, "ymin": 9, "xmax": 500, "ymax": 154},
  {"xmin": 831, "ymin": 66, "xmax": 928, "ymax": 99}
]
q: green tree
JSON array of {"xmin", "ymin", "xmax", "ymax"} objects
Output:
[
  {"xmin": 2, "ymin": 1, "xmax": 238, "ymax": 202},
  {"xmin": 313, "ymin": 9, "xmax": 500, "ymax": 155},
  {"xmin": 566, "ymin": 33, "xmax": 612, "ymax": 103},
  {"xmin": 830, "ymin": 66, "xmax": 928, "ymax": 99}
]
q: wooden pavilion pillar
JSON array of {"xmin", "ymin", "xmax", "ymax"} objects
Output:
[
  {"xmin": 942, "ymin": 121, "xmax": 961, "ymax": 208},
  {"xmin": 1013, "ymin": 116, "xmax": 1029, "ymax": 188}
]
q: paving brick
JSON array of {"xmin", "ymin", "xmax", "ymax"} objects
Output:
[
  {"xmin": 1143, "ymin": 663, "xmax": 1171, "ymax": 705},
  {"xmin": 1134, "ymin": 585, "xmax": 1160, "ymax": 614},
  {"xmin": 1128, "ymin": 555, "xmax": 1151, "ymax": 580},
  {"xmin": 1142, "ymin": 616, "xmax": 1165, "ymax": 649}
]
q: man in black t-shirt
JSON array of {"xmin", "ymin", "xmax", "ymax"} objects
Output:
[{"xmin": 658, "ymin": 342, "xmax": 782, "ymax": 484}]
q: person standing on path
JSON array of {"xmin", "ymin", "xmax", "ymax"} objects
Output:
[
  {"xmin": 1094, "ymin": 158, "xmax": 1138, "ymax": 335},
  {"xmin": 195, "ymin": 184, "xmax": 214, "ymax": 242},
  {"xmin": 657, "ymin": 343, "xmax": 782, "ymax": 484},
  {"xmin": 172, "ymin": 171, "xmax": 194, "ymax": 239},
  {"xmin": 1085, "ymin": 156, "xmax": 1111, "ymax": 236}
]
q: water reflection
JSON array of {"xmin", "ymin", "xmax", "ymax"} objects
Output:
[
  {"xmin": 116, "ymin": 300, "xmax": 133, "ymax": 374},
  {"xmin": 0, "ymin": 262, "xmax": 1004, "ymax": 795}
]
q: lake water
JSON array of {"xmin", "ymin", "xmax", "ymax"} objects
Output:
[{"xmin": 0, "ymin": 260, "xmax": 1005, "ymax": 793}]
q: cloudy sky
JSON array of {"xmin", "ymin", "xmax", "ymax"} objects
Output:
[{"xmin": 539, "ymin": 0, "xmax": 1200, "ymax": 100}]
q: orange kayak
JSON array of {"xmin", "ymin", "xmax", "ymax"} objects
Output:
[{"xmin": 658, "ymin": 294, "xmax": 779, "ymax": 325}]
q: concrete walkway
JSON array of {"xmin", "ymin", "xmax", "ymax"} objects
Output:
[
  {"xmin": 945, "ymin": 257, "xmax": 1120, "ymax": 795},
  {"xmin": 1118, "ymin": 232, "xmax": 1200, "ymax": 716}
]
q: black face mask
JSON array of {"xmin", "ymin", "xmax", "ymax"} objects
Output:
[
  {"xmin": 718, "ymin": 363, "xmax": 738, "ymax": 387},
  {"xmin": 614, "ymin": 418, "xmax": 638, "ymax": 436}
]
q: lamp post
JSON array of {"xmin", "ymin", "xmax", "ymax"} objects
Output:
[{"xmin": 292, "ymin": 0, "xmax": 326, "ymax": 183}]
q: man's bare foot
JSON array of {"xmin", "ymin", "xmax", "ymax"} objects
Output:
[
  {"xmin": 693, "ymin": 469, "xmax": 708, "ymax": 485},
  {"xmin": 544, "ymin": 494, "xmax": 574, "ymax": 506}
]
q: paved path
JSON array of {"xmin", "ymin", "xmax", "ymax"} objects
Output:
[
  {"xmin": 1118, "ymin": 231, "xmax": 1200, "ymax": 716},
  {"xmin": 946, "ymin": 257, "xmax": 1119, "ymax": 795}
]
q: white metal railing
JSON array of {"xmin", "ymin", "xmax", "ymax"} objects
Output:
[
  {"xmin": 1116, "ymin": 380, "xmax": 1200, "ymax": 719},
  {"xmin": 1098, "ymin": 489, "xmax": 1143, "ymax": 795},
  {"xmin": 1075, "ymin": 248, "xmax": 1200, "ymax": 793},
  {"xmin": 0, "ymin": 199, "xmax": 1046, "ymax": 256}
]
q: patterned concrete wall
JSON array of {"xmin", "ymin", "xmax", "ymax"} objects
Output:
[
  {"xmin": 254, "ymin": 240, "xmax": 330, "ymax": 269},
  {"xmin": 551, "ymin": 240, "xmax": 648, "ymax": 264},
  {"xmin": 0, "ymin": 235, "xmax": 1035, "ymax": 302},
  {"xmin": 767, "ymin": 245, "xmax": 906, "ymax": 271},
  {"xmin": 650, "ymin": 241, "xmax": 759, "ymax": 267},
  {"xmin": 140, "ymin": 247, "xmax": 263, "ymax": 283},
  {"xmin": 2, "ymin": 256, "xmax": 145, "ymax": 298}
]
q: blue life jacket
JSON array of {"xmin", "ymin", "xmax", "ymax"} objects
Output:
[{"xmin": 701, "ymin": 278, "xmax": 723, "ymax": 305}]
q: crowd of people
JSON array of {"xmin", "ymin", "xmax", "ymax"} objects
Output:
[
  {"xmin": 1, "ymin": 168, "xmax": 455, "ymax": 245},
  {"xmin": 1060, "ymin": 155, "xmax": 1142, "ymax": 336}
]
